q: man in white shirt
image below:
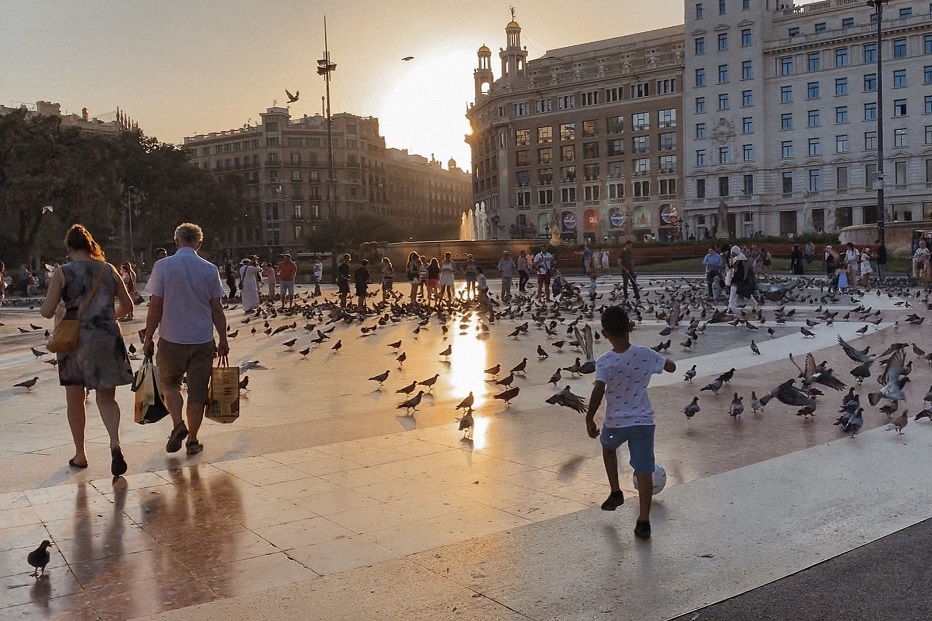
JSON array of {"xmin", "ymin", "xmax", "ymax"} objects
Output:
[
  {"xmin": 534, "ymin": 245, "xmax": 554, "ymax": 302},
  {"xmin": 312, "ymin": 257, "xmax": 323, "ymax": 296},
  {"xmin": 144, "ymin": 223, "xmax": 228, "ymax": 456}
]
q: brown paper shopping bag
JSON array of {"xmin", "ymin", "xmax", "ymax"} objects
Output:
[{"xmin": 207, "ymin": 355, "xmax": 240, "ymax": 424}]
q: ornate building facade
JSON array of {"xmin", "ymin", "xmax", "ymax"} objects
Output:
[
  {"xmin": 183, "ymin": 109, "xmax": 470, "ymax": 256},
  {"xmin": 467, "ymin": 19, "xmax": 686, "ymax": 243}
]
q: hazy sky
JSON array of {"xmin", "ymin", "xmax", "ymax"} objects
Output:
[{"xmin": 3, "ymin": 1, "xmax": 813, "ymax": 170}]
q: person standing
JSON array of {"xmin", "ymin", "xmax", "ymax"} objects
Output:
[
  {"xmin": 618, "ymin": 241, "xmax": 640, "ymax": 302},
  {"xmin": 601, "ymin": 249, "xmax": 610, "ymax": 274},
  {"xmin": 277, "ymin": 253, "xmax": 297, "ymax": 310},
  {"xmin": 727, "ymin": 246, "xmax": 755, "ymax": 314},
  {"xmin": 585, "ymin": 305, "xmax": 676, "ymax": 539},
  {"xmin": 497, "ymin": 251, "xmax": 516, "ymax": 299},
  {"xmin": 439, "ymin": 252, "xmax": 456, "ymax": 306},
  {"xmin": 426, "ymin": 257, "xmax": 440, "ymax": 305},
  {"xmin": 516, "ymin": 250, "xmax": 529, "ymax": 293},
  {"xmin": 40, "ymin": 224, "xmax": 135, "ymax": 475},
  {"xmin": 702, "ymin": 247, "xmax": 724, "ymax": 297},
  {"xmin": 224, "ymin": 260, "xmax": 238, "ymax": 299},
  {"xmin": 380, "ymin": 257, "xmax": 394, "ymax": 302},
  {"xmin": 860, "ymin": 247, "xmax": 873, "ymax": 286},
  {"xmin": 144, "ymin": 223, "xmax": 228, "ymax": 457},
  {"xmin": 874, "ymin": 239, "xmax": 887, "ymax": 283},
  {"xmin": 790, "ymin": 245, "xmax": 804, "ymax": 275},
  {"xmin": 312, "ymin": 256, "xmax": 323, "ymax": 297},
  {"xmin": 263, "ymin": 262, "xmax": 277, "ymax": 301},
  {"xmin": 844, "ymin": 243, "xmax": 860, "ymax": 288},
  {"xmin": 354, "ymin": 259, "xmax": 370, "ymax": 309},
  {"xmin": 154, "ymin": 247, "xmax": 168, "ymax": 261},
  {"xmin": 533, "ymin": 245, "xmax": 554, "ymax": 302},
  {"xmin": 337, "ymin": 254, "xmax": 351, "ymax": 308},
  {"xmin": 912, "ymin": 240, "xmax": 929, "ymax": 280},
  {"xmin": 463, "ymin": 254, "xmax": 477, "ymax": 300},
  {"xmin": 405, "ymin": 251, "xmax": 421, "ymax": 303},
  {"xmin": 582, "ymin": 246, "xmax": 592, "ymax": 276},
  {"xmin": 239, "ymin": 258, "xmax": 260, "ymax": 312},
  {"xmin": 0, "ymin": 261, "xmax": 6, "ymax": 317}
]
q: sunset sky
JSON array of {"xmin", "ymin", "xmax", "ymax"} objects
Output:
[{"xmin": 3, "ymin": 0, "xmax": 816, "ymax": 170}]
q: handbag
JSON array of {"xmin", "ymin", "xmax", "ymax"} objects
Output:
[
  {"xmin": 132, "ymin": 355, "xmax": 169, "ymax": 424},
  {"xmin": 206, "ymin": 355, "xmax": 240, "ymax": 424},
  {"xmin": 47, "ymin": 265, "xmax": 106, "ymax": 353}
]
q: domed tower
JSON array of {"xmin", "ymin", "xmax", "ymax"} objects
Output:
[
  {"xmin": 499, "ymin": 11, "xmax": 527, "ymax": 79},
  {"xmin": 474, "ymin": 44, "xmax": 493, "ymax": 101}
]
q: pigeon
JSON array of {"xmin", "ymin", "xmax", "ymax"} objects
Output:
[
  {"xmin": 397, "ymin": 390, "xmax": 424, "ymax": 415},
  {"xmin": 750, "ymin": 340, "xmax": 760, "ymax": 355},
  {"xmin": 914, "ymin": 408, "xmax": 932, "ymax": 422},
  {"xmin": 299, "ymin": 347, "xmax": 311, "ymax": 357},
  {"xmin": 457, "ymin": 408, "xmax": 474, "ymax": 438},
  {"xmin": 683, "ymin": 365, "xmax": 697, "ymax": 382},
  {"xmin": 718, "ymin": 368, "xmax": 736, "ymax": 384},
  {"xmin": 439, "ymin": 345, "xmax": 452, "ymax": 359},
  {"xmin": 388, "ymin": 340, "xmax": 402, "ymax": 349},
  {"xmin": 239, "ymin": 375, "xmax": 249, "ymax": 391},
  {"xmin": 835, "ymin": 406, "xmax": 864, "ymax": 433},
  {"xmin": 285, "ymin": 89, "xmax": 299, "ymax": 103},
  {"xmin": 545, "ymin": 385, "xmax": 587, "ymax": 413},
  {"xmin": 31, "ymin": 347, "xmax": 46, "ymax": 359},
  {"xmin": 493, "ymin": 386, "xmax": 520, "ymax": 405},
  {"xmin": 537, "ymin": 345, "xmax": 549, "ymax": 359},
  {"xmin": 892, "ymin": 410, "xmax": 908, "ymax": 434},
  {"xmin": 800, "ymin": 327, "xmax": 815, "ymax": 338},
  {"xmin": 729, "ymin": 393, "xmax": 744, "ymax": 418},
  {"xmin": 27, "ymin": 540, "xmax": 52, "ymax": 577},
  {"xmin": 484, "ymin": 364, "xmax": 501, "ymax": 378},
  {"xmin": 682, "ymin": 397, "xmax": 700, "ymax": 419},
  {"xmin": 396, "ymin": 381, "xmax": 416, "ymax": 395},
  {"xmin": 368, "ymin": 370, "xmax": 390, "ymax": 387},
  {"xmin": 549, "ymin": 368, "xmax": 562, "ymax": 386},
  {"xmin": 417, "ymin": 374, "xmax": 440, "ymax": 392},
  {"xmin": 402, "ymin": 56, "xmax": 414, "ymax": 61},
  {"xmin": 282, "ymin": 338, "xmax": 297, "ymax": 348},
  {"xmin": 868, "ymin": 348, "xmax": 908, "ymax": 405},
  {"xmin": 700, "ymin": 378, "xmax": 723, "ymax": 394},
  {"xmin": 494, "ymin": 373, "xmax": 515, "ymax": 388},
  {"xmin": 331, "ymin": 340, "xmax": 342, "ymax": 352},
  {"xmin": 396, "ymin": 352, "xmax": 407, "ymax": 366},
  {"xmin": 240, "ymin": 360, "xmax": 261, "ymax": 371},
  {"xmin": 563, "ymin": 358, "xmax": 582, "ymax": 377},
  {"xmin": 750, "ymin": 391, "xmax": 764, "ymax": 414},
  {"xmin": 759, "ymin": 379, "xmax": 816, "ymax": 408},
  {"xmin": 511, "ymin": 358, "xmax": 528, "ymax": 374},
  {"xmin": 14, "ymin": 377, "xmax": 39, "ymax": 391},
  {"xmin": 456, "ymin": 391, "xmax": 474, "ymax": 410}
]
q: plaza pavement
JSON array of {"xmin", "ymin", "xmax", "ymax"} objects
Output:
[{"xmin": 0, "ymin": 274, "xmax": 929, "ymax": 620}]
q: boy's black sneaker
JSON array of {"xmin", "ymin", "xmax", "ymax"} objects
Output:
[
  {"xmin": 600, "ymin": 491, "xmax": 625, "ymax": 511},
  {"xmin": 634, "ymin": 520, "xmax": 651, "ymax": 539}
]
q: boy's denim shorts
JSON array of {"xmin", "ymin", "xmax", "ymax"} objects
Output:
[{"xmin": 600, "ymin": 425, "xmax": 655, "ymax": 474}]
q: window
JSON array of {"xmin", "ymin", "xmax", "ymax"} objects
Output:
[
  {"xmin": 893, "ymin": 69, "xmax": 907, "ymax": 88},
  {"xmin": 781, "ymin": 113, "xmax": 792, "ymax": 130},
  {"xmin": 513, "ymin": 102, "xmax": 529, "ymax": 116},
  {"xmin": 696, "ymin": 2, "xmax": 703, "ymax": 19},
  {"xmin": 781, "ymin": 85, "xmax": 793, "ymax": 103},
  {"xmin": 659, "ymin": 108, "xmax": 677, "ymax": 127},
  {"xmin": 584, "ymin": 164, "xmax": 600, "ymax": 181},
  {"xmin": 842, "ymin": 17, "xmax": 854, "ymax": 29},
  {"xmin": 782, "ymin": 141, "xmax": 793, "ymax": 158},
  {"xmin": 561, "ymin": 166, "xmax": 576, "ymax": 183},
  {"xmin": 696, "ymin": 123, "xmax": 706, "ymax": 139},
  {"xmin": 742, "ymin": 144, "xmax": 753, "ymax": 161},
  {"xmin": 894, "ymin": 99, "xmax": 907, "ymax": 116},
  {"xmin": 864, "ymin": 43, "xmax": 877, "ymax": 63},
  {"xmin": 561, "ymin": 146, "xmax": 575, "ymax": 162},
  {"xmin": 718, "ymin": 33, "xmax": 728, "ymax": 51},
  {"xmin": 632, "ymin": 181, "xmax": 650, "ymax": 198},
  {"xmin": 291, "ymin": 169, "xmax": 301, "ymax": 181},
  {"xmin": 807, "ymin": 82, "xmax": 820, "ymax": 99},
  {"xmin": 719, "ymin": 0, "xmax": 725, "ymax": 15},
  {"xmin": 658, "ymin": 155, "xmax": 677, "ymax": 173},
  {"xmin": 893, "ymin": 38, "xmax": 907, "ymax": 58},
  {"xmin": 605, "ymin": 87, "xmax": 623, "ymax": 103},
  {"xmin": 537, "ymin": 126, "xmax": 553, "ymax": 143},
  {"xmin": 742, "ymin": 0, "xmax": 749, "ymax": 8},
  {"xmin": 516, "ymin": 190, "xmax": 531, "ymax": 207},
  {"xmin": 780, "ymin": 56, "xmax": 793, "ymax": 75},
  {"xmin": 719, "ymin": 176, "xmax": 730, "ymax": 197},
  {"xmin": 741, "ymin": 29, "xmax": 751, "ymax": 47},
  {"xmin": 789, "ymin": 27, "xmax": 800, "ymax": 37},
  {"xmin": 837, "ymin": 166, "xmax": 848, "ymax": 191},
  {"xmin": 742, "ymin": 60, "xmax": 752, "ymax": 80},
  {"xmin": 631, "ymin": 83, "xmax": 649, "ymax": 98},
  {"xmin": 864, "ymin": 102, "xmax": 877, "ymax": 120},
  {"xmin": 659, "ymin": 178, "xmax": 677, "ymax": 196},
  {"xmin": 743, "ymin": 174, "xmax": 754, "ymax": 195},
  {"xmin": 718, "ymin": 64, "xmax": 729, "ymax": 83},
  {"xmin": 516, "ymin": 171, "xmax": 530, "ymax": 187},
  {"xmin": 606, "ymin": 115, "xmax": 624, "ymax": 133},
  {"xmin": 632, "ymin": 136, "xmax": 649, "ymax": 154},
  {"xmin": 558, "ymin": 94, "xmax": 576, "ymax": 110},
  {"xmin": 608, "ymin": 182, "xmax": 624, "ymax": 199},
  {"xmin": 580, "ymin": 91, "xmax": 598, "ymax": 106},
  {"xmin": 607, "ymin": 139, "xmax": 624, "ymax": 156},
  {"xmin": 718, "ymin": 93, "xmax": 729, "ymax": 110},
  {"xmin": 742, "ymin": 90, "xmax": 752, "ymax": 107},
  {"xmin": 538, "ymin": 189, "xmax": 553, "ymax": 205},
  {"xmin": 583, "ymin": 142, "xmax": 599, "ymax": 158},
  {"xmin": 536, "ymin": 98, "xmax": 552, "ymax": 114},
  {"xmin": 695, "ymin": 37, "xmax": 705, "ymax": 55},
  {"xmin": 808, "ymin": 52, "xmax": 821, "ymax": 72},
  {"xmin": 632, "ymin": 112, "xmax": 650, "ymax": 131},
  {"xmin": 835, "ymin": 48, "xmax": 849, "ymax": 67},
  {"xmin": 696, "ymin": 97, "xmax": 706, "ymax": 114},
  {"xmin": 695, "ymin": 68, "xmax": 706, "ymax": 87},
  {"xmin": 635, "ymin": 158, "xmax": 650, "ymax": 174},
  {"xmin": 584, "ymin": 185, "xmax": 600, "ymax": 201},
  {"xmin": 894, "ymin": 127, "xmax": 907, "ymax": 147},
  {"xmin": 926, "ymin": 35, "xmax": 932, "ymax": 54},
  {"xmin": 865, "ymin": 131, "xmax": 877, "ymax": 150},
  {"xmin": 808, "ymin": 137, "xmax": 821, "ymax": 156},
  {"xmin": 925, "ymin": 65, "xmax": 932, "ymax": 84},
  {"xmin": 865, "ymin": 163, "xmax": 877, "ymax": 189},
  {"xmin": 538, "ymin": 168, "xmax": 553, "ymax": 184},
  {"xmin": 815, "ymin": 22, "xmax": 827, "ymax": 34},
  {"xmin": 696, "ymin": 178, "xmax": 706, "ymax": 198},
  {"xmin": 809, "ymin": 168, "xmax": 821, "ymax": 192},
  {"xmin": 696, "ymin": 149, "xmax": 707, "ymax": 166},
  {"xmin": 927, "ymin": 95, "xmax": 932, "ymax": 114},
  {"xmin": 582, "ymin": 120, "xmax": 597, "ymax": 137},
  {"xmin": 782, "ymin": 171, "xmax": 793, "ymax": 194},
  {"xmin": 607, "ymin": 161, "xmax": 624, "ymax": 178},
  {"xmin": 560, "ymin": 123, "xmax": 576, "ymax": 141},
  {"xmin": 656, "ymin": 77, "xmax": 678, "ymax": 94},
  {"xmin": 927, "ymin": 126, "xmax": 932, "ymax": 145},
  {"xmin": 836, "ymin": 134, "xmax": 848, "ymax": 153},
  {"xmin": 899, "ymin": 7, "xmax": 912, "ymax": 17},
  {"xmin": 835, "ymin": 77, "xmax": 848, "ymax": 96},
  {"xmin": 538, "ymin": 147, "xmax": 553, "ymax": 164},
  {"xmin": 718, "ymin": 147, "xmax": 730, "ymax": 164},
  {"xmin": 836, "ymin": 106, "xmax": 848, "ymax": 123},
  {"xmin": 516, "ymin": 150, "xmax": 530, "ymax": 166},
  {"xmin": 742, "ymin": 117, "xmax": 752, "ymax": 134},
  {"xmin": 864, "ymin": 73, "xmax": 877, "ymax": 92},
  {"xmin": 515, "ymin": 129, "xmax": 530, "ymax": 145}
]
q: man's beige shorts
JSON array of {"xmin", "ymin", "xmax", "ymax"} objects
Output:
[{"xmin": 156, "ymin": 339, "xmax": 215, "ymax": 404}]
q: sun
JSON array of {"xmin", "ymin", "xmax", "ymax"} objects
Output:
[{"xmin": 374, "ymin": 49, "xmax": 475, "ymax": 171}]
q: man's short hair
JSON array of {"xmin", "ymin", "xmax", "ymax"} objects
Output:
[
  {"xmin": 601, "ymin": 305, "xmax": 630, "ymax": 336},
  {"xmin": 174, "ymin": 223, "xmax": 203, "ymax": 245},
  {"xmin": 284, "ymin": 253, "xmax": 291, "ymax": 260}
]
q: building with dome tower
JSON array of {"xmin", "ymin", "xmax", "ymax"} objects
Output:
[{"xmin": 466, "ymin": 13, "xmax": 685, "ymax": 243}]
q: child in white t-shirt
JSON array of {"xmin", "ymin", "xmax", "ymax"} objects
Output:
[{"xmin": 586, "ymin": 306, "xmax": 676, "ymax": 539}]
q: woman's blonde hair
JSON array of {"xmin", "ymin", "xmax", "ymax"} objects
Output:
[{"xmin": 65, "ymin": 224, "xmax": 105, "ymax": 261}]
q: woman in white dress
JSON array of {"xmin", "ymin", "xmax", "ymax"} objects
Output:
[
  {"xmin": 438, "ymin": 252, "xmax": 456, "ymax": 306},
  {"xmin": 239, "ymin": 258, "xmax": 260, "ymax": 312}
]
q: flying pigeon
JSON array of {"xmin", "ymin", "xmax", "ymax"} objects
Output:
[
  {"xmin": 285, "ymin": 89, "xmax": 299, "ymax": 103},
  {"xmin": 545, "ymin": 385, "xmax": 587, "ymax": 413}
]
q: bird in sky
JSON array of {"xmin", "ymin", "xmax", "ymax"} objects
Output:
[
  {"xmin": 285, "ymin": 89, "xmax": 299, "ymax": 103},
  {"xmin": 402, "ymin": 56, "xmax": 414, "ymax": 61},
  {"xmin": 27, "ymin": 540, "xmax": 52, "ymax": 578}
]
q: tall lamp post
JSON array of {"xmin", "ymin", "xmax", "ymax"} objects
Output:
[
  {"xmin": 317, "ymin": 16, "xmax": 338, "ymax": 280},
  {"xmin": 867, "ymin": 0, "xmax": 889, "ymax": 244}
]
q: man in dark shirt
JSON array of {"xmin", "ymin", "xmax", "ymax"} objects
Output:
[
  {"xmin": 337, "ymin": 254, "xmax": 351, "ymax": 308},
  {"xmin": 874, "ymin": 239, "xmax": 887, "ymax": 283},
  {"xmin": 619, "ymin": 241, "xmax": 640, "ymax": 302}
]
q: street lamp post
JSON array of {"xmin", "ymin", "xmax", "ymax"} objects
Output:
[
  {"xmin": 317, "ymin": 17, "xmax": 337, "ymax": 225},
  {"xmin": 867, "ymin": 0, "xmax": 889, "ymax": 244}
]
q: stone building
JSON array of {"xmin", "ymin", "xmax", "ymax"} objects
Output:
[
  {"xmin": 467, "ymin": 18, "xmax": 686, "ymax": 244},
  {"xmin": 183, "ymin": 108, "xmax": 470, "ymax": 256},
  {"xmin": 684, "ymin": 0, "xmax": 932, "ymax": 238},
  {"xmin": 0, "ymin": 100, "xmax": 138, "ymax": 135}
]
